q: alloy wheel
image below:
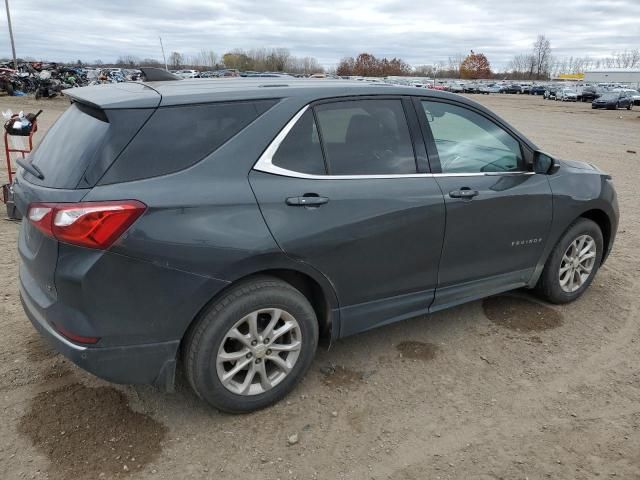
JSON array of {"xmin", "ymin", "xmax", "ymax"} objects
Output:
[
  {"xmin": 558, "ymin": 234, "xmax": 597, "ymax": 293},
  {"xmin": 216, "ymin": 308, "xmax": 302, "ymax": 395}
]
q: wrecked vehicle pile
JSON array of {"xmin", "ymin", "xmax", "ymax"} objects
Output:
[{"xmin": 0, "ymin": 62, "xmax": 142, "ymax": 97}]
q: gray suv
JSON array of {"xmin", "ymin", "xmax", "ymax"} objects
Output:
[{"xmin": 15, "ymin": 77, "xmax": 618, "ymax": 412}]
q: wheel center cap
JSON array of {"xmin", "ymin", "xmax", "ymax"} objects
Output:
[{"xmin": 253, "ymin": 344, "xmax": 268, "ymax": 358}]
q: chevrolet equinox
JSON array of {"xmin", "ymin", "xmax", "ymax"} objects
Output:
[{"xmin": 15, "ymin": 74, "xmax": 619, "ymax": 412}]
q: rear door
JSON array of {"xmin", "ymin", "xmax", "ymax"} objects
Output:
[
  {"xmin": 415, "ymin": 98, "xmax": 553, "ymax": 310},
  {"xmin": 250, "ymin": 97, "xmax": 446, "ymax": 337}
]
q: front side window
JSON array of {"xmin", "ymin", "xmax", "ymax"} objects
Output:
[
  {"xmin": 314, "ymin": 99, "xmax": 416, "ymax": 175},
  {"xmin": 422, "ymin": 101, "xmax": 523, "ymax": 173}
]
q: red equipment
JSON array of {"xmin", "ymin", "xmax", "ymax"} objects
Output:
[
  {"xmin": 3, "ymin": 111, "xmax": 40, "ymax": 219},
  {"xmin": 4, "ymin": 114, "xmax": 38, "ymax": 184}
]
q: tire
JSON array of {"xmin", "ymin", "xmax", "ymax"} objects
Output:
[
  {"xmin": 627, "ymin": 104, "xmax": 632, "ymax": 110},
  {"xmin": 184, "ymin": 276, "xmax": 319, "ymax": 412},
  {"xmin": 536, "ymin": 218, "xmax": 603, "ymax": 304},
  {"xmin": 615, "ymin": 102, "xmax": 619, "ymax": 109}
]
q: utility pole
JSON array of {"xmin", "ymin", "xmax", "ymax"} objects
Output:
[
  {"xmin": 159, "ymin": 36, "xmax": 168, "ymax": 71},
  {"xmin": 4, "ymin": 0, "xmax": 17, "ymax": 70}
]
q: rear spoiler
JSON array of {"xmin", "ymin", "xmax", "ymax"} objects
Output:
[
  {"xmin": 140, "ymin": 67, "xmax": 182, "ymax": 82},
  {"xmin": 63, "ymin": 82, "xmax": 161, "ymax": 110}
]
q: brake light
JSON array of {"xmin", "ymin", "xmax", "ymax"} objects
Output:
[{"xmin": 27, "ymin": 200, "xmax": 146, "ymax": 249}]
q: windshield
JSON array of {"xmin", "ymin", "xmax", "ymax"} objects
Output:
[{"xmin": 600, "ymin": 93, "xmax": 618, "ymax": 100}]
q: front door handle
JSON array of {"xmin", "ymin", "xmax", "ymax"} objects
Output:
[
  {"xmin": 449, "ymin": 188, "xmax": 479, "ymax": 199},
  {"xmin": 286, "ymin": 195, "xmax": 330, "ymax": 206}
]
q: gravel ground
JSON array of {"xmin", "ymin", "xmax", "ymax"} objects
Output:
[{"xmin": 0, "ymin": 92, "xmax": 639, "ymax": 480}]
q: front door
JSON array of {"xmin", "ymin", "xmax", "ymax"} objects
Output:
[
  {"xmin": 416, "ymin": 99, "xmax": 553, "ymax": 310},
  {"xmin": 250, "ymin": 98, "xmax": 446, "ymax": 337}
]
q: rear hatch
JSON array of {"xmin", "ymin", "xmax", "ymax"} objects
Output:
[{"xmin": 14, "ymin": 83, "xmax": 160, "ymax": 307}]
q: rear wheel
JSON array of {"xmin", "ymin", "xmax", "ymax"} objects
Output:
[
  {"xmin": 536, "ymin": 218, "xmax": 603, "ymax": 304},
  {"xmin": 184, "ymin": 277, "xmax": 319, "ymax": 412}
]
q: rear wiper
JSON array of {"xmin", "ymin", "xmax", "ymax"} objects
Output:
[{"xmin": 16, "ymin": 158, "xmax": 45, "ymax": 180}]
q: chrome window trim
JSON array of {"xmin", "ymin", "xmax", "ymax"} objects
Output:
[{"xmin": 252, "ymin": 104, "xmax": 535, "ymax": 180}]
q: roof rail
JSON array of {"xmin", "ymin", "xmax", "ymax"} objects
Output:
[{"xmin": 140, "ymin": 67, "xmax": 182, "ymax": 82}]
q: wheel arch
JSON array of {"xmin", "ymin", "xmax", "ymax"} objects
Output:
[
  {"xmin": 181, "ymin": 266, "xmax": 340, "ymax": 355},
  {"xmin": 528, "ymin": 206, "xmax": 615, "ymax": 289},
  {"xmin": 579, "ymin": 208, "xmax": 612, "ymax": 265}
]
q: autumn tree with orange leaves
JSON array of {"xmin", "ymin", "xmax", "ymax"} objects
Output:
[
  {"xmin": 460, "ymin": 51, "xmax": 492, "ymax": 79},
  {"xmin": 337, "ymin": 53, "xmax": 412, "ymax": 77}
]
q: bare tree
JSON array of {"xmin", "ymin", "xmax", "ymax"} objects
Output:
[
  {"xmin": 168, "ymin": 51, "xmax": 183, "ymax": 70},
  {"xmin": 532, "ymin": 34, "xmax": 552, "ymax": 79},
  {"xmin": 115, "ymin": 55, "xmax": 140, "ymax": 68},
  {"xmin": 140, "ymin": 58, "xmax": 161, "ymax": 67}
]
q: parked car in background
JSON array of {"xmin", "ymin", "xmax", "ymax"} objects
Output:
[
  {"xmin": 530, "ymin": 85, "xmax": 546, "ymax": 95},
  {"xmin": 479, "ymin": 84, "xmax": 502, "ymax": 94},
  {"xmin": 614, "ymin": 89, "xmax": 640, "ymax": 106},
  {"xmin": 592, "ymin": 91, "xmax": 633, "ymax": 110},
  {"xmin": 520, "ymin": 84, "xmax": 532, "ymax": 94},
  {"xmin": 175, "ymin": 70, "xmax": 200, "ymax": 79},
  {"xmin": 557, "ymin": 88, "xmax": 578, "ymax": 102},
  {"xmin": 544, "ymin": 85, "xmax": 561, "ymax": 100},
  {"xmin": 448, "ymin": 82, "xmax": 464, "ymax": 93},
  {"xmin": 580, "ymin": 86, "xmax": 600, "ymax": 102},
  {"xmin": 463, "ymin": 83, "xmax": 481, "ymax": 94},
  {"xmin": 501, "ymin": 84, "xmax": 522, "ymax": 94},
  {"xmin": 15, "ymin": 75, "xmax": 618, "ymax": 412}
]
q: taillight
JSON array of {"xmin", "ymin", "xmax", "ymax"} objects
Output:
[{"xmin": 27, "ymin": 200, "xmax": 146, "ymax": 249}]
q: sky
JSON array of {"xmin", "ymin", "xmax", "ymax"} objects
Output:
[{"xmin": 1, "ymin": 0, "xmax": 639, "ymax": 69}]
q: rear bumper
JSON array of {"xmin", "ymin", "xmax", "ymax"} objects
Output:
[{"xmin": 20, "ymin": 281, "xmax": 179, "ymax": 390}]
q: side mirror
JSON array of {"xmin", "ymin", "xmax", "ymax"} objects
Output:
[{"xmin": 533, "ymin": 151, "xmax": 559, "ymax": 174}]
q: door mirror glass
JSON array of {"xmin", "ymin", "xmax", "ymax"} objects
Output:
[{"xmin": 533, "ymin": 151, "xmax": 556, "ymax": 174}]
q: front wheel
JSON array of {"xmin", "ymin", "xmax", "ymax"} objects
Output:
[
  {"xmin": 184, "ymin": 277, "xmax": 319, "ymax": 412},
  {"xmin": 536, "ymin": 218, "xmax": 603, "ymax": 304}
]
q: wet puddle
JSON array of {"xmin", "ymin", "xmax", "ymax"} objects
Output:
[
  {"xmin": 396, "ymin": 341, "xmax": 439, "ymax": 361},
  {"xmin": 18, "ymin": 383, "xmax": 167, "ymax": 479},
  {"xmin": 483, "ymin": 295, "xmax": 563, "ymax": 332}
]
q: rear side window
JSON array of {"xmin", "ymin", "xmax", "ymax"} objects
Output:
[
  {"xmin": 100, "ymin": 99, "xmax": 277, "ymax": 184},
  {"xmin": 314, "ymin": 99, "xmax": 416, "ymax": 175},
  {"xmin": 272, "ymin": 109, "xmax": 325, "ymax": 175},
  {"xmin": 28, "ymin": 103, "xmax": 110, "ymax": 189}
]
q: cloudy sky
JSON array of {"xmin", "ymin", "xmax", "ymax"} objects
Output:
[{"xmin": 2, "ymin": 0, "xmax": 639, "ymax": 68}]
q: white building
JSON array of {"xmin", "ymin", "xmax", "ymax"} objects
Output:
[{"xmin": 584, "ymin": 69, "xmax": 640, "ymax": 87}]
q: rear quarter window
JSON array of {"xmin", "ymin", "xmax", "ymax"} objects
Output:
[
  {"xmin": 99, "ymin": 99, "xmax": 277, "ymax": 184},
  {"xmin": 28, "ymin": 103, "xmax": 110, "ymax": 188}
]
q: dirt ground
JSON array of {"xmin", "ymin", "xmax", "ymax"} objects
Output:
[{"xmin": 1, "ymin": 92, "xmax": 639, "ymax": 480}]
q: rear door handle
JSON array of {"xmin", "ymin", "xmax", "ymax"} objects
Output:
[
  {"xmin": 449, "ymin": 189, "xmax": 479, "ymax": 199},
  {"xmin": 286, "ymin": 195, "xmax": 329, "ymax": 206}
]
